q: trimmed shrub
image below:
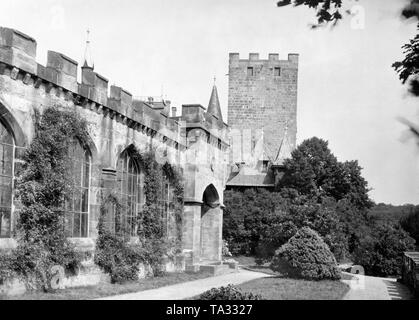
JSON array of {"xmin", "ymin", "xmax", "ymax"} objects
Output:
[
  {"xmin": 257, "ymin": 197, "xmax": 349, "ymax": 263},
  {"xmin": 270, "ymin": 227, "xmax": 341, "ymax": 280},
  {"xmin": 199, "ymin": 284, "xmax": 262, "ymax": 300}
]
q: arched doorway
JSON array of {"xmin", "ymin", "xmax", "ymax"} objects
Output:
[{"xmin": 200, "ymin": 184, "xmax": 222, "ymax": 262}]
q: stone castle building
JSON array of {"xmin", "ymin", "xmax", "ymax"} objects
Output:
[
  {"xmin": 0, "ymin": 27, "xmax": 231, "ymax": 282},
  {"xmin": 226, "ymin": 53, "xmax": 299, "ymax": 189},
  {"xmin": 0, "ymin": 26, "xmax": 299, "ymax": 292}
]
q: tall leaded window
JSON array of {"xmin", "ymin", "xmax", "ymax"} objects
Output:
[
  {"xmin": 159, "ymin": 176, "xmax": 175, "ymax": 237},
  {"xmin": 117, "ymin": 150, "xmax": 144, "ymax": 237},
  {"xmin": 65, "ymin": 139, "xmax": 90, "ymax": 238},
  {"xmin": 0, "ymin": 121, "xmax": 14, "ymax": 238}
]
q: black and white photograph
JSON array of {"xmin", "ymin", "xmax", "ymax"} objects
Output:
[{"xmin": 0, "ymin": 0, "xmax": 418, "ymax": 308}]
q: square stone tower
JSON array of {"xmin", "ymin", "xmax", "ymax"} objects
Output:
[{"xmin": 227, "ymin": 53, "xmax": 299, "ymax": 188}]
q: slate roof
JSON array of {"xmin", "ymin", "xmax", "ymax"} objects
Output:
[{"xmin": 226, "ymin": 167, "xmax": 278, "ymax": 187}]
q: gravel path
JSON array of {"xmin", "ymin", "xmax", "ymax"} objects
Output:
[
  {"xmin": 341, "ymin": 273, "xmax": 413, "ymax": 300},
  {"xmin": 96, "ymin": 269, "xmax": 269, "ymax": 300}
]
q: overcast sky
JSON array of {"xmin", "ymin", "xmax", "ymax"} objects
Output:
[{"xmin": 1, "ymin": 0, "xmax": 418, "ymax": 205}]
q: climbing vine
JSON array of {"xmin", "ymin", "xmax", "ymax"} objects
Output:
[
  {"xmin": 94, "ymin": 193, "xmax": 144, "ymax": 283},
  {"xmin": 0, "ymin": 106, "xmax": 88, "ymax": 292},
  {"xmin": 94, "ymin": 145, "xmax": 184, "ymax": 283},
  {"xmin": 0, "ymin": 106, "xmax": 185, "ymax": 288}
]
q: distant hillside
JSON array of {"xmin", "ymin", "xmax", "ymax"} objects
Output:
[{"xmin": 369, "ymin": 203, "xmax": 418, "ymax": 225}]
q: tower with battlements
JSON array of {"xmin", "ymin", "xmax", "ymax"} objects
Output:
[{"xmin": 226, "ymin": 52, "xmax": 299, "ymax": 189}]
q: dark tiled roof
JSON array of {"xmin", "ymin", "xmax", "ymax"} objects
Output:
[{"xmin": 226, "ymin": 169, "xmax": 275, "ymax": 187}]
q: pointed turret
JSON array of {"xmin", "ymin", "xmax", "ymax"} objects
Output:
[
  {"xmin": 82, "ymin": 29, "xmax": 94, "ymax": 70},
  {"xmin": 207, "ymin": 81, "xmax": 223, "ymax": 122}
]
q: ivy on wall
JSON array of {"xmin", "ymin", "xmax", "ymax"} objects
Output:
[
  {"xmin": 94, "ymin": 192, "xmax": 144, "ymax": 283},
  {"xmin": 0, "ymin": 106, "xmax": 185, "ymax": 289},
  {"xmin": 0, "ymin": 106, "xmax": 88, "ymax": 292},
  {"xmin": 94, "ymin": 145, "xmax": 184, "ymax": 283}
]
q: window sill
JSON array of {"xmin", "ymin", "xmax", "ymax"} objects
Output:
[{"xmin": 68, "ymin": 237, "xmax": 95, "ymax": 251}]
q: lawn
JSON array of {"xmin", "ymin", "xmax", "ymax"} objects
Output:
[
  {"xmin": 236, "ymin": 276, "xmax": 350, "ymax": 300},
  {"xmin": 217, "ymin": 255, "xmax": 351, "ymax": 300},
  {"xmin": 232, "ymin": 255, "xmax": 279, "ymax": 276},
  {"xmin": 0, "ymin": 271, "xmax": 213, "ymax": 300}
]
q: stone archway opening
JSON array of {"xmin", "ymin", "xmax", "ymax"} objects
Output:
[{"xmin": 200, "ymin": 184, "xmax": 222, "ymax": 263}]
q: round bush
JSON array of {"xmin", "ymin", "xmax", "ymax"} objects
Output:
[
  {"xmin": 199, "ymin": 284, "xmax": 262, "ymax": 300},
  {"xmin": 270, "ymin": 227, "xmax": 341, "ymax": 280}
]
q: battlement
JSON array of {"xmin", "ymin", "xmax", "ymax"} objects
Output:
[
  {"xmin": 0, "ymin": 26, "xmax": 229, "ymax": 150},
  {"xmin": 229, "ymin": 52, "xmax": 299, "ymax": 64}
]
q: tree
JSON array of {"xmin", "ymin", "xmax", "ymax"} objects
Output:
[
  {"xmin": 278, "ymin": 137, "xmax": 373, "ymax": 210},
  {"xmin": 352, "ymin": 223, "xmax": 416, "ymax": 276},
  {"xmin": 259, "ymin": 195, "xmax": 348, "ymax": 261},
  {"xmin": 400, "ymin": 207, "xmax": 419, "ymax": 244},
  {"xmin": 223, "ymin": 189, "xmax": 286, "ymax": 255},
  {"xmin": 277, "ymin": 0, "xmax": 345, "ymax": 27}
]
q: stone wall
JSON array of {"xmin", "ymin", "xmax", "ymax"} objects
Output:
[
  {"xmin": 401, "ymin": 252, "xmax": 419, "ymax": 298},
  {"xmin": 0, "ymin": 26, "xmax": 229, "ymax": 274},
  {"xmin": 228, "ymin": 52, "xmax": 298, "ymax": 165}
]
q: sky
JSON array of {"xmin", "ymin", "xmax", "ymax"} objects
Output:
[{"xmin": 0, "ymin": 0, "xmax": 418, "ymax": 205}]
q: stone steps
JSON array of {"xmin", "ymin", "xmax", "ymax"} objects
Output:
[
  {"xmin": 199, "ymin": 263, "xmax": 234, "ymax": 276},
  {"xmin": 186, "ymin": 261, "xmax": 239, "ymax": 276}
]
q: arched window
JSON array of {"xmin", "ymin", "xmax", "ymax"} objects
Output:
[
  {"xmin": 117, "ymin": 150, "xmax": 144, "ymax": 237},
  {"xmin": 0, "ymin": 121, "xmax": 14, "ymax": 238},
  {"xmin": 65, "ymin": 139, "xmax": 90, "ymax": 238},
  {"xmin": 159, "ymin": 176, "xmax": 175, "ymax": 238}
]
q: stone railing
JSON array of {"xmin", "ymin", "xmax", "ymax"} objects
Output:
[{"xmin": 401, "ymin": 251, "xmax": 419, "ymax": 298}]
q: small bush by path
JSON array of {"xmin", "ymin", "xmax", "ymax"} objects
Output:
[{"xmin": 199, "ymin": 284, "xmax": 262, "ymax": 300}]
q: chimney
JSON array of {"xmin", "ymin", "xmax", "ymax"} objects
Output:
[{"xmin": 171, "ymin": 107, "xmax": 177, "ymax": 117}]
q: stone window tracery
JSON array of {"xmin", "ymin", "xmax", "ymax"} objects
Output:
[
  {"xmin": 65, "ymin": 139, "xmax": 90, "ymax": 238},
  {"xmin": 0, "ymin": 121, "xmax": 14, "ymax": 238},
  {"xmin": 159, "ymin": 176, "xmax": 175, "ymax": 238},
  {"xmin": 117, "ymin": 150, "xmax": 144, "ymax": 237}
]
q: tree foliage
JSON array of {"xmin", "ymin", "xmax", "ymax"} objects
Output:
[
  {"xmin": 352, "ymin": 223, "xmax": 415, "ymax": 276},
  {"xmin": 393, "ymin": 24, "xmax": 419, "ymax": 96},
  {"xmin": 260, "ymin": 196, "xmax": 348, "ymax": 261},
  {"xmin": 223, "ymin": 188, "xmax": 285, "ymax": 255},
  {"xmin": 277, "ymin": 0, "xmax": 345, "ymax": 27},
  {"xmin": 400, "ymin": 207, "xmax": 419, "ymax": 245},
  {"xmin": 278, "ymin": 137, "xmax": 373, "ymax": 210}
]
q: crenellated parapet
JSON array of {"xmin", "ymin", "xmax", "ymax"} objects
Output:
[
  {"xmin": 0, "ymin": 27, "xmax": 190, "ymax": 149},
  {"xmin": 0, "ymin": 26, "xmax": 230, "ymax": 154},
  {"xmin": 229, "ymin": 52, "xmax": 299, "ymax": 64}
]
